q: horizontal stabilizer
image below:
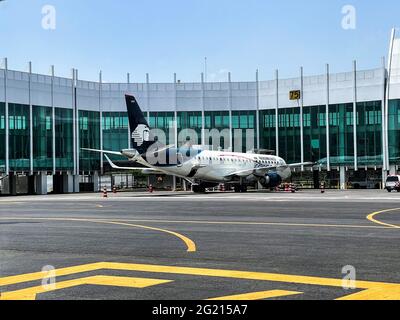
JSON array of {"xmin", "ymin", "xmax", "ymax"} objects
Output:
[
  {"xmin": 104, "ymin": 155, "xmax": 161, "ymax": 172},
  {"xmin": 81, "ymin": 148, "xmax": 123, "ymax": 156}
]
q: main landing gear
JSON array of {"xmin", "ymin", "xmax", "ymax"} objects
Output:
[
  {"xmin": 192, "ymin": 185, "xmax": 207, "ymax": 193},
  {"xmin": 234, "ymin": 185, "xmax": 248, "ymax": 193}
]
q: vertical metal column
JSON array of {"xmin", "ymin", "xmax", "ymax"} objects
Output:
[
  {"xmin": 4, "ymin": 58, "xmax": 9, "ymax": 175},
  {"xmin": 146, "ymin": 73, "xmax": 150, "ymax": 121},
  {"xmin": 127, "ymin": 73, "xmax": 131, "ymax": 149},
  {"xmin": 75, "ymin": 69, "xmax": 80, "ymax": 176},
  {"xmin": 228, "ymin": 72, "xmax": 233, "ymax": 151},
  {"xmin": 300, "ymin": 67, "xmax": 305, "ymax": 171},
  {"xmin": 256, "ymin": 70, "xmax": 260, "ymax": 150},
  {"xmin": 326, "ymin": 64, "xmax": 331, "ymax": 172},
  {"xmin": 201, "ymin": 73, "xmax": 206, "ymax": 146},
  {"xmin": 381, "ymin": 56, "xmax": 387, "ymax": 174},
  {"xmin": 99, "ymin": 71, "xmax": 103, "ymax": 175},
  {"xmin": 275, "ymin": 70, "xmax": 279, "ymax": 157},
  {"xmin": 353, "ymin": 60, "xmax": 358, "ymax": 171},
  {"xmin": 51, "ymin": 65, "xmax": 56, "ymax": 175},
  {"xmin": 173, "ymin": 73, "xmax": 178, "ymax": 191},
  {"xmin": 72, "ymin": 68, "xmax": 76, "ymax": 176},
  {"xmin": 174, "ymin": 73, "xmax": 178, "ymax": 149},
  {"xmin": 71, "ymin": 69, "xmax": 76, "ymax": 175},
  {"xmin": 29, "ymin": 62, "xmax": 33, "ymax": 176},
  {"xmin": 385, "ymin": 28, "xmax": 396, "ymax": 172}
]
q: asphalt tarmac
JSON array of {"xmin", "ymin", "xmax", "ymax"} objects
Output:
[{"xmin": 0, "ymin": 189, "xmax": 399, "ymax": 300}]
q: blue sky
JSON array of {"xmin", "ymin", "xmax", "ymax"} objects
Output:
[{"xmin": 0, "ymin": 0, "xmax": 398, "ymax": 82}]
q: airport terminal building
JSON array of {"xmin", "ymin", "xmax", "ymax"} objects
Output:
[{"xmin": 1, "ymin": 30, "xmax": 400, "ymax": 195}]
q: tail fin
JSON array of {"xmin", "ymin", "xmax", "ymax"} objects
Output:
[{"xmin": 125, "ymin": 94, "xmax": 157, "ymax": 154}]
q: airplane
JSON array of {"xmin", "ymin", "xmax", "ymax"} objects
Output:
[{"xmin": 83, "ymin": 94, "xmax": 313, "ymax": 193}]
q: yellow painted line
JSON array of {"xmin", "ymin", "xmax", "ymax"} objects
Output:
[
  {"xmin": 1, "ymin": 262, "xmax": 399, "ymax": 300},
  {"xmin": 0, "ymin": 262, "xmax": 105, "ymax": 287},
  {"xmin": 1, "ymin": 217, "xmax": 389, "ymax": 230},
  {"xmin": 0, "ymin": 275, "xmax": 172, "ymax": 300},
  {"xmin": 103, "ymin": 262, "xmax": 397, "ymax": 291},
  {"xmin": 208, "ymin": 290, "xmax": 303, "ymax": 300},
  {"xmin": 337, "ymin": 285, "xmax": 400, "ymax": 300},
  {"xmin": 94, "ymin": 220, "xmax": 196, "ymax": 253},
  {"xmin": 117, "ymin": 219, "xmax": 392, "ymax": 230},
  {"xmin": 367, "ymin": 208, "xmax": 400, "ymax": 229},
  {"xmin": 0, "ymin": 217, "xmax": 196, "ymax": 253}
]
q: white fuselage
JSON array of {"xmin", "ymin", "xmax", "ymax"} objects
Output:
[{"xmin": 136, "ymin": 150, "xmax": 292, "ymax": 183}]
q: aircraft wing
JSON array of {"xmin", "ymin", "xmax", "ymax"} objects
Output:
[
  {"xmin": 225, "ymin": 166, "xmax": 279, "ymax": 178},
  {"xmin": 286, "ymin": 162, "xmax": 315, "ymax": 168},
  {"xmin": 104, "ymin": 155, "xmax": 162, "ymax": 173}
]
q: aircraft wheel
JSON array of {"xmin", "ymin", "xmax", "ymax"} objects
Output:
[{"xmin": 193, "ymin": 185, "xmax": 206, "ymax": 193}]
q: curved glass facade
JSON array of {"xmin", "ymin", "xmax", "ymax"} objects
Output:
[{"xmin": 0, "ymin": 61, "xmax": 398, "ymax": 193}]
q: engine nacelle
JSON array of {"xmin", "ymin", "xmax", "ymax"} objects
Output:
[{"xmin": 259, "ymin": 173, "xmax": 282, "ymax": 188}]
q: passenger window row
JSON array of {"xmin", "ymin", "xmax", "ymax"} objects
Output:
[{"xmin": 194, "ymin": 157, "xmax": 277, "ymax": 165}]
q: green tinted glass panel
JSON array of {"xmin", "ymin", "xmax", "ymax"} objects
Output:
[
  {"xmin": 55, "ymin": 108, "xmax": 74, "ymax": 170},
  {"xmin": 33, "ymin": 106, "xmax": 53, "ymax": 170},
  {"xmin": 79, "ymin": 110, "xmax": 100, "ymax": 172},
  {"xmin": 9, "ymin": 103, "xmax": 30, "ymax": 170}
]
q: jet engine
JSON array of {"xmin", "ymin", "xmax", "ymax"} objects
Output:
[{"xmin": 259, "ymin": 173, "xmax": 282, "ymax": 188}]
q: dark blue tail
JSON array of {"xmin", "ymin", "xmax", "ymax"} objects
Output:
[{"xmin": 125, "ymin": 94, "xmax": 156, "ymax": 155}]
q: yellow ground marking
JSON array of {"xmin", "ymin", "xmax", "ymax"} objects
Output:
[
  {"xmin": 366, "ymin": 208, "xmax": 400, "ymax": 229},
  {"xmin": 0, "ymin": 275, "xmax": 172, "ymax": 300},
  {"xmin": 1, "ymin": 262, "xmax": 400, "ymax": 300},
  {"xmin": 0, "ymin": 262, "xmax": 105, "ymax": 287},
  {"xmin": 337, "ymin": 285, "xmax": 400, "ymax": 300},
  {"xmin": 0, "ymin": 216, "xmax": 391, "ymax": 231},
  {"xmin": 0, "ymin": 217, "xmax": 196, "ymax": 253},
  {"xmin": 208, "ymin": 290, "xmax": 303, "ymax": 300},
  {"xmin": 114, "ymin": 219, "xmax": 392, "ymax": 230}
]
